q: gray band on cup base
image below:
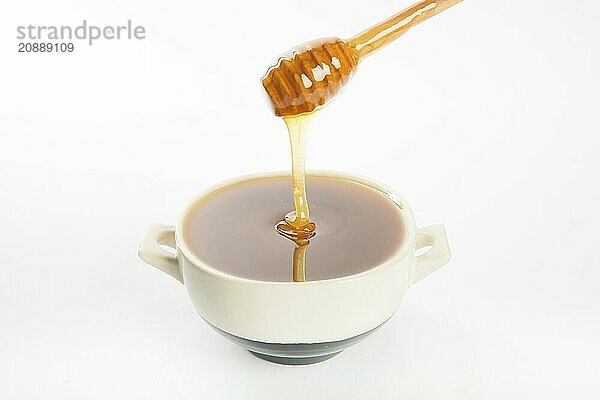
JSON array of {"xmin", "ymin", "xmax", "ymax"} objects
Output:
[{"xmin": 208, "ymin": 319, "xmax": 387, "ymax": 365}]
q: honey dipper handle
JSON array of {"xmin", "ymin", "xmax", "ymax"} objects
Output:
[{"xmin": 347, "ymin": 0, "xmax": 463, "ymax": 59}]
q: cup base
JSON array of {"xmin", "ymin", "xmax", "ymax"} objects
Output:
[
  {"xmin": 205, "ymin": 317, "xmax": 390, "ymax": 365},
  {"xmin": 249, "ymin": 350, "xmax": 343, "ymax": 365}
]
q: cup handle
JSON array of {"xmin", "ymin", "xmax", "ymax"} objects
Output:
[
  {"xmin": 138, "ymin": 223, "xmax": 183, "ymax": 283},
  {"xmin": 412, "ymin": 224, "xmax": 451, "ymax": 284}
]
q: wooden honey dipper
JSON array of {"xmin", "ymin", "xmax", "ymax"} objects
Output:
[{"xmin": 262, "ymin": 0, "xmax": 463, "ymax": 117}]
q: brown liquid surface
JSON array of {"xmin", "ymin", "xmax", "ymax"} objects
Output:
[{"xmin": 183, "ymin": 176, "xmax": 404, "ymax": 282}]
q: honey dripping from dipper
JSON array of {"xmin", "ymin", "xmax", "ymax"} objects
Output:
[{"xmin": 263, "ymin": 0, "xmax": 463, "ymax": 281}]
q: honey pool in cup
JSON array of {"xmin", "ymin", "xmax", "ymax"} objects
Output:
[{"xmin": 138, "ymin": 171, "xmax": 451, "ymax": 365}]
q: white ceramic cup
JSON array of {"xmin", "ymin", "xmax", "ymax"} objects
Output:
[{"xmin": 138, "ymin": 171, "xmax": 451, "ymax": 364}]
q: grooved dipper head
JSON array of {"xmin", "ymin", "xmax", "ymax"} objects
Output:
[{"xmin": 261, "ymin": 38, "xmax": 359, "ymax": 117}]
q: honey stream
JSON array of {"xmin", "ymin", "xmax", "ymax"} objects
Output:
[
  {"xmin": 271, "ymin": 0, "xmax": 464, "ymax": 281},
  {"xmin": 275, "ymin": 114, "xmax": 316, "ymax": 282}
]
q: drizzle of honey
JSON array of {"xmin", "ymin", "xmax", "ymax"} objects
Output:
[
  {"xmin": 275, "ymin": 113, "xmax": 316, "ymax": 282},
  {"xmin": 268, "ymin": 0, "xmax": 464, "ymax": 281},
  {"xmin": 292, "ymin": 240, "xmax": 309, "ymax": 282},
  {"xmin": 282, "ymin": 114, "xmax": 314, "ymax": 229}
]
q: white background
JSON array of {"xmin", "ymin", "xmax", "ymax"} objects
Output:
[{"xmin": 1, "ymin": 0, "xmax": 599, "ymax": 398}]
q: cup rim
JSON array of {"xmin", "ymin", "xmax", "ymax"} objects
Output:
[{"xmin": 175, "ymin": 170, "xmax": 417, "ymax": 286}]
